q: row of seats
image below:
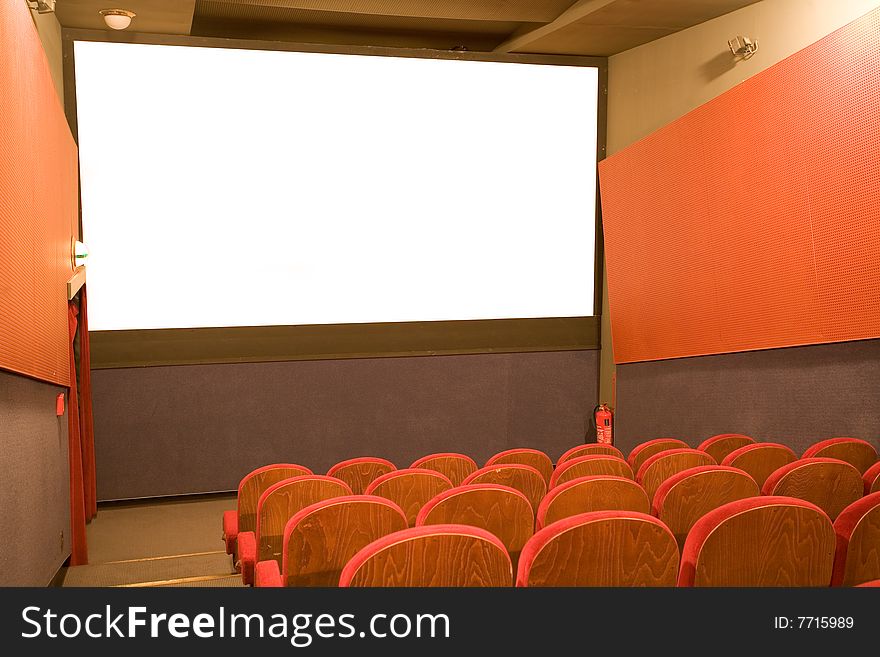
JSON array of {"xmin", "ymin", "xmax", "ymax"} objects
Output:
[
  {"xmin": 222, "ymin": 435, "xmax": 879, "ymax": 586},
  {"xmin": 251, "ymin": 491, "xmax": 880, "ymax": 587}
]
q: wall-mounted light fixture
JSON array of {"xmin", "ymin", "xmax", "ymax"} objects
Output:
[
  {"xmin": 728, "ymin": 35, "xmax": 758, "ymax": 60},
  {"xmin": 67, "ymin": 240, "xmax": 88, "ymax": 300},
  {"xmin": 73, "ymin": 240, "xmax": 89, "ymax": 268},
  {"xmin": 27, "ymin": 0, "xmax": 56, "ymax": 13},
  {"xmin": 99, "ymin": 8, "xmax": 136, "ymax": 30}
]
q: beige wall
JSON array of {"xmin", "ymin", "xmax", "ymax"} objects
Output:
[
  {"xmin": 29, "ymin": 5, "xmax": 64, "ymax": 103},
  {"xmin": 599, "ymin": 0, "xmax": 880, "ymax": 404}
]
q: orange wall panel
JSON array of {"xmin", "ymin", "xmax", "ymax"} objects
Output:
[
  {"xmin": 0, "ymin": 2, "xmax": 77, "ymax": 386},
  {"xmin": 599, "ymin": 8, "xmax": 880, "ymax": 364}
]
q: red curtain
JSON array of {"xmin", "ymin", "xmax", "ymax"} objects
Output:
[
  {"xmin": 78, "ymin": 286, "xmax": 97, "ymax": 521},
  {"xmin": 67, "ymin": 301, "xmax": 89, "ymax": 565}
]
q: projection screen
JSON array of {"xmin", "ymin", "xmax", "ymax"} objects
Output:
[{"xmin": 74, "ymin": 41, "xmax": 599, "ymax": 331}]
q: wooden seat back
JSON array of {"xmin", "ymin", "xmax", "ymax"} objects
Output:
[
  {"xmin": 762, "ymin": 458, "xmax": 863, "ymax": 520},
  {"xmin": 627, "ymin": 438, "xmax": 689, "ymax": 473},
  {"xmin": 410, "ymin": 452, "xmax": 477, "ymax": 486},
  {"xmin": 557, "ymin": 443, "xmax": 625, "ymax": 465},
  {"xmin": 417, "ymin": 484, "xmax": 534, "ymax": 576},
  {"xmin": 636, "ymin": 448, "xmax": 717, "ymax": 501},
  {"xmin": 652, "ymin": 465, "xmax": 759, "ymax": 548},
  {"xmin": 280, "ymin": 495, "xmax": 407, "ymax": 587},
  {"xmin": 550, "ymin": 455, "xmax": 634, "ymax": 489},
  {"xmin": 517, "ymin": 511, "xmax": 679, "ymax": 587},
  {"xmin": 326, "ymin": 457, "xmax": 396, "ymax": 495},
  {"xmin": 697, "ymin": 434, "xmax": 755, "ymax": 463},
  {"xmin": 256, "ymin": 475, "xmax": 351, "ymax": 564},
  {"xmin": 463, "ymin": 464, "xmax": 547, "ymax": 515},
  {"xmin": 237, "ymin": 463, "xmax": 312, "ymax": 534},
  {"xmin": 678, "ymin": 496, "xmax": 835, "ymax": 587},
  {"xmin": 365, "ymin": 468, "xmax": 453, "ymax": 526},
  {"xmin": 339, "ymin": 525, "xmax": 513, "ymax": 587},
  {"xmin": 537, "ymin": 475, "xmax": 649, "ymax": 530},
  {"xmin": 486, "ymin": 448, "xmax": 554, "ymax": 485},
  {"xmin": 720, "ymin": 442, "xmax": 797, "ymax": 489}
]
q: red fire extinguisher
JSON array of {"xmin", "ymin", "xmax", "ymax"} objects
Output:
[{"xmin": 594, "ymin": 403, "xmax": 613, "ymax": 444}]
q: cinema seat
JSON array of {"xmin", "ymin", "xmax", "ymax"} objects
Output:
[
  {"xmin": 238, "ymin": 475, "xmax": 351, "ymax": 585},
  {"xmin": 803, "ymin": 438, "xmax": 878, "ymax": 475},
  {"xmin": 463, "ymin": 464, "xmax": 547, "ymax": 516},
  {"xmin": 761, "ymin": 458, "xmax": 863, "ymax": 520},
  {"xmin": 222, "ymin": 463, "xmax": 312, "ymax": 558},
  {"xmin": 627, "ymin": 438, "xmax": 689, "ymax": 473},
  {"xmin": 516, "ymin": 511, "xmax": 679, "ymax": 587},
  {"xmin": 549, "ymin": 455, "xmax": 634, "ymax": 489},
  {"xmin": 697, "ymin": 434, "xmax": 755, "ymax": 464},
  {"xmin": 636, "ymin": 448, "xmax": 716, "ymax": 501},
  {"xmin": 557, "ymin": 443, "xmax": 625, "ymax": 465},
  {"xmin": 485, "ymin": 448, "xmax": 554, "ymax": 485},
  {"xmin": 652, "ymin": 465, "xmax": 760, "ymax": 549},
  {"xmin": 326, "ymin": 457, "xmax": 396, "ymax": 495},
  {"xmin": 831, "ymin": 492, "xmax": 880, "ymax": 586},
  {"xmin": 536, "ymin": 475, "xmax": 650, "ymax": 530},
  {"xmin": 416, "ymin": 484, "xmax": 534, "ymax": 575},
  {"xmin": 365, "ymin": 468, "xmax": 453, "ymax": 526},
  {"xmin": 254, "ymin": 495, "xmax": 407, "ymax": 587},
  {"xmin": 720, "ymin": 442, "xmax": 797, "ymax": 489},
  {"xmin": 410, "ymin": 452, "xmax": 478, "ymax": 486},
  {"xmin": 864, "ymin": 461, "xmax": 880, "ymax": 495},
  {"xmin": 339, "ymin": 525, "xmax": 513, "ymax": 587},
  {"xmin": 678, "ymin": 496, "xmax": 835, "ymax": 587}
]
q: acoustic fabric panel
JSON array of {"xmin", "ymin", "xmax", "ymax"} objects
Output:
[
  {"xmin": 91, "ymin": 350, "xmax": 598, "ymax": 499},
  {"xmin": 0, "ymin": 1, "xmax": 77, "ymax": 385},
  {"xmin": 598, "ymin": 7, "xmax": 880, "ymax": 364}
]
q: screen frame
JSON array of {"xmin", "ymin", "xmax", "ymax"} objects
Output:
[{"xmin": 62, "ymin": 28, "xmax": 607, "ymax": 369}]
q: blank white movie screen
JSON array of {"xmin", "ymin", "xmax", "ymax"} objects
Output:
[{"xmin": 74, "ymin": 41, "xmax": 599, "ymax": 330}]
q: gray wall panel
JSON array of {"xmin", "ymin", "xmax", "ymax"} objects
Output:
[
  {"xmin": 0, "ymin": 371, "xmax": 70, "ymax": 586},
  {"xmin": 615, "ymin": 339, "xmax": 880, "ymax": 457},
  {"xmin": 92, "ymin": 350, "xmax": 599, "ymax": 500}
]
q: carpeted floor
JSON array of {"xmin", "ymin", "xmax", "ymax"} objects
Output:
[{"xmin": 60, "ymin": 493, "xmax": 243, "ymax": 587}]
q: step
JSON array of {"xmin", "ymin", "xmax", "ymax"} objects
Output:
[{"xmin": 61, "ymin": 550, "xmax": 238, "ymax": 587}]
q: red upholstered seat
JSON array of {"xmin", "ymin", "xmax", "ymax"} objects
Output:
[
  {"xmin": 462, "ymin": 464, "xmax": 547, "ymax": 515},
  {"xmin": 652, "ymin": 465, "xmax": 759, "ymax": 549},
  {"xmin": 549, "ymin": 454, "xmax": 634, "ymax": 489},
  {"xmin": 557, "ymin": 443, "xmax": 625, "ymax": 465},
  {"xmin": 416, "ymin": 484, "xmax": 534, "ymax": 576},
  {"xmin": 410, "ymin": 452, "xmax": 478, "ymax": 486},
  {"xmin": 485, "ymin": 448, "xmax": 554, "ymax": 485},
  {"xmin": 255, "ymin": 495, "xmax": 407, "ymax": 587},
  {"xmin": 364, "ymin": 468, "xmax": 453, "ymax": 526},
  {"xmin": 864, "ymin": 461, "xmax": 880, "ymax": 495},
  {"xmin": 720, "ymin": 442, "xmax": 797, "ymax": 489},
  {"xmin": 516, "ymin": 511, "xmax": 679, "ymax": 587},
  {"xmin": 627, "ymin": 438, "xmax": 689, "ymax": 473},
  {"xmin": 697, "ymin": 434, "xmax": 755, "ymax": 464},
  {"xmin": 326, "ymin": 457, "xmax": 396, "ymax": 495},
  {"xmin": 761, "ymin": 457, "xmax": 863, "ymax": 520},
  {"xmin": 831, "ymin": 491, "xmax": 880, "ymax": 587},
  {"xmin": 678, "ymin": 496, "xmax": 835, "ymax": 587},
  {"xmin": 856, "ymin": 579, "xmax": 880, "ymax": 587},
  {"xmin": 635, "ymin": 448, "xmax": 716, "ymax": 502},
  {"xmin": 238, "ymin": 475, "xmax": 351, "ymax": 585},
  {"xmin": 803, "ymin": 437, "xmax": 878, "ymax": 474},
  {"xmin": 222, "ymin": 463, "xmax": 312, "ymax": 558},
  {"xmin": 339, "ymin": 524, "xmax": 512, "ymax": 587},
  {"xmin": 536, "ymin": 475, "xmax": 649, "ymax": 530}
]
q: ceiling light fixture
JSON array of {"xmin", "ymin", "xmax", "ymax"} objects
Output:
[
  {"xmin": 27, "ymin": 1, "xmax": 56, "ymax": 13},
  {"xmin": 99, "ymin": 9, "xmax": 136, "ymax": 30}
]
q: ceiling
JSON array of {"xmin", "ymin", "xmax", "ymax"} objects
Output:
[{"xmin": 55, "ymin": 0, "xmax": 764, "ymax": 55}]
